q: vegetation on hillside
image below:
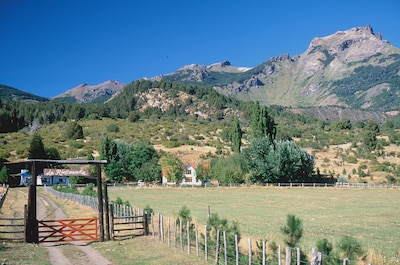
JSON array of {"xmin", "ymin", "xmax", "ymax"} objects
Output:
[{"xmin": 1, "ymin": 80, "xmax": 400, "ymax": 184}]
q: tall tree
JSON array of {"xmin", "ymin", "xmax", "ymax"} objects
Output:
[
  {"xmin": 159, "ymin": 153, "xmax": 182, "ymax": 184},
  {"xmin": 250, "ymin": 102, "xmax": 277, "ymax": 141},
  {"xmin": 231, "ymin": 117, "xmax": 242, "ymax": 153},
  {"xmin": 28, "ymin": 133, "xmax": 47, "ymax": 159}
]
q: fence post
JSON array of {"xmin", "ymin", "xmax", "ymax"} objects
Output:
[
  {"xmin": 167, "ymin": 217, "xmax": 170, "ymax": 246},
  {"xmin": 205, "ymin": 225, "xmax": 208, "ymax": 260},
  {"xmin": 174, "ymin": 219, "xmax": 177, "ymax": 248},
  {"xmin": 223, "ymin": 231, "xmax": 227, "ymax": 265},
  {"xmin": 158, "ymin": 214, "xmax": 161, "ymax": 240},
  {"xmin": 161, "ymin": 215, "xmax": 164, "ymax": 243},
  {"xmin": 180, "ymin": 218, "xmax": 183, "ymax": 252},
  {"xmin": 285, "ymin": 247, "xmax": 291, "ymax": 265},
  {"xmin": 187, "ymin": 220, "xmax": 190, "ymax": 254},
  {"xmin": 103, "ymin": 183, "xmax": 110, "ymax": 241},
  {"xmin": 248, "ymin": 238, "xmax": 252, "ymax": 265},
  {"xmin": 278, "ymin": 245, "xmax": 281, "ymax": 265},
  {"xmin": 110, "ymin": 205, "xmax": 115, "ymax": 240},
  {"xmin": 317, "ymin": 252, "xmax": 322, "ymax": 265},
  {"xmin": 235, "ymin": 234, "xmax": 239, "ymax": 265},
  {"xmin": 311, "ymin": 248, "xmax": 316, "ymax": 265},
  {"xmin": 215, "ymin": 229, "xmax": 220, "ymax": 265},
  {"xmin": 151, "ymin": 212, "xmax": 155, "ymax": 238},
  {"xmin": 195, "ymin": 223, "xmax": 199, "ymax": 257},
  {"xmin": 143, "ymin": 212, "xmax": 149, "ymax": 236},
  {"xmin": 262, "ymin": 240, "xmax": 266, "ymax": 265},
  {"xmin": 297, "ymin": 248, "xmax": 300, "ymax": 265}
]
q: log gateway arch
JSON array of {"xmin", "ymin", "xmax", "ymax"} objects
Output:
[{"xmin": 25, "ymin": 159, "xmax": 108, "ymax": 244}]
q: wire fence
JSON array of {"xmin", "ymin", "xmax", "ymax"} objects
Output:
[
  {"xmin": 45, "ymin": 186, "xmax": 390, "ymax": 265},
  {"xmin": 147, "ymin": 213, "xmax": 374, "ymax": 265}
]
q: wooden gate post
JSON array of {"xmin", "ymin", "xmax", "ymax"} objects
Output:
[
  {"xmin": 103, "ymin": 183, "xmax": 110, "ymax": 241},
  {"xmin": 96, "ymin": 164, "xmax": 104, "ymax": 242},
  {"xmin": 26, "ymin": 162, "xmax": 38, "ymax": 243}
]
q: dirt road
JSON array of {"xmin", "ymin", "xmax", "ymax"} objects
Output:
[{"xmin": 37, "ymin": 191, "xmax": 112, "ymax": 265}]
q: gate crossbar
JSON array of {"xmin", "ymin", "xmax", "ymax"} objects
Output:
[{"xmin": 38, "ymin": 218, "xmax": 98, "ymax": 243}]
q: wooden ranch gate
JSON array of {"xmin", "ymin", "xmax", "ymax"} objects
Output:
[
  {"xmin": 25, "ymin": 159, "xmax": 108, "ymax": 244},
  {"xmin": 38, "ymin": 218, "xmax": 98, "ymax": 243}
]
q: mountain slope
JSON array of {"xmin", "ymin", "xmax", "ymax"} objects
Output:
[
  {"xmin": 0, "ymin": 84, "xmax": 48, "ymax": 102},
  {"xmin": 52, "ymin": 80, "xmax": 125, "ymax": 103},
  {"xmin": 157, "ymin": 25, "xmax": 400, "ymax": 112}
]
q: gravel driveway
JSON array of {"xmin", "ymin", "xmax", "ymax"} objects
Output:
[{"xmin": 37, "ymin": 192, "xmax": 112, "ymax": 265}]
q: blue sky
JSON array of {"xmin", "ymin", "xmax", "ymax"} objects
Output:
[{"xmin": 1, "ymin": 0, "xmax": 399, "ymax": 98}]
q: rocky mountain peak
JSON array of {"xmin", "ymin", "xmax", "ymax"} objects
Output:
[{"xmin": 52, "ymin": 80, "xmax": 125, "ymax": 103}]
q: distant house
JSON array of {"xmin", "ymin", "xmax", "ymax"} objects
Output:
[
  {"xmin": 161, "ymin": 163, "xmax": 204, "ymax": 186},
  {"xmin": 181, "ymin": 164, "xmax": 202, "ymax": 186},
  {"xmin": 19, "ymin": 169, "xmax": 69, "ymax": 186}
]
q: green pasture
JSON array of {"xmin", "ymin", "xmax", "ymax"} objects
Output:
[{"xmin": 107, "ymin": 186, "xmax": 400, "ymax": 259}]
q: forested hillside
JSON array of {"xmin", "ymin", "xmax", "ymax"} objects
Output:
[{"xmin": 1, "ymin": 80, "xmax": 400, "ymax": 185}]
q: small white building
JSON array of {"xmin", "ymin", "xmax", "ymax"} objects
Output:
[
  {"xmin": 161, "ymin": 164, "xmax": 202, "ymax": 186},
  {"xmin": 181, "ymin": 164, "xmax": 202, "ymax": 186}
]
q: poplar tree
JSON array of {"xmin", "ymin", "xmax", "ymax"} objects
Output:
[{"xmin": 231, "ymin": 117, "xmax": 242, "ymax": 153}]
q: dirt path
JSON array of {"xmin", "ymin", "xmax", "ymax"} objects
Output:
[{"xmin": 37, "ymin": 192, "xmax": 112, "ymax": 265}]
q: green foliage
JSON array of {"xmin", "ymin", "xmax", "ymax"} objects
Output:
[
  {"xmin": 316, "ymin": 238, "xmax": 339, "ymax": 265},
  {"xmin": 159, "ymin": 153, "xmax": 183, "ymax": 184},
  {"xmin": 52, "ymin": 184, "xmax": 79, "ymax": 194},
  {"xmin": 177, "ymin": 205, "xmax": 192, "ymax": 224},
  {"xmin": 202, "ymin": 213, "xmax": 241, "ymax": 263},
  {"xmin": 331, "ymin": 119, "xmax": 352, "ymax": 131},
  {"xmin": 28, "ymin": 133, "xmax": 47, "ymax": 159},
  {"xmin": 336, "ymin": 236, "xmax": 364, "ymax": 263},
  {"xmin": 127, "ymin": 111, "xmax": 140, "ymax": 122},
  {"xmin": 230, "ymin": 117, "xmax": 242, "ymax": 153},
  {"xmin": 128, "ymin": 142, "xmax": 160, "ymax": 181},
  {"xmin": 81, "ymin": 183, "xmax": 96, "ymax": 197},
  {"xmin": 0, "ymin": 166, "xmax": 9, "ymax": 184},
  {"xmin": 242, "ymin": 138, "xmax": 314, "ymax": 183},
  {"xmin": 210, "ymin": 154, "xmax": 244, "ymax": 184},
  {"xmin": 106, "ymin": 123, "xmax": 120, "ymax": 133},
  {"xmin": 65, "ymin": 121, "xmax": 84, "ymax": 140},
  {"xmin": 45, "ymin": 147, "xmax": 61, "ymax": 160},
  {"xmin": 250, "ymin": 102, "xmax": 276, "ymax": 140},
  {"xmin": 332, "ymin": 55, "xmax": 400, "ymax": 111},
  {"xmin": 280, "ymin": 214, "xmax": 303, "ymax": 247},
  {"xmin": 362, "ymin": 130, "xmax": 377, "ymax": 152}
]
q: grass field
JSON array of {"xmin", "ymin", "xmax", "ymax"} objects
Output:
[{"xmin": 108, "ymin": 186, "xmax": 400, "ymax": 260}]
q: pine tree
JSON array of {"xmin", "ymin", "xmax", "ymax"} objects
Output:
[{"xmin": 28, "ymin": 133, "xmax": 47, "ymax": 159}]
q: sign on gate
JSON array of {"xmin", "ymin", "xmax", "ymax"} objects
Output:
[{"xmin": 43, "ymin": 168, "xmax": 89, "ymax": 177}]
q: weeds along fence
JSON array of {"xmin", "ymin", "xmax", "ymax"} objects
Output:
[{"xmin": 147, "ymin": 213, "xmax": 375, "ymax": 265}]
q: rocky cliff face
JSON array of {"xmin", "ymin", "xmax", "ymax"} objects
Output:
[
  {"xmin": 52, "ymin": 80, "xmax": 125, "ymax": 103},
  {"xmin": 158, "ymin": 25, "xmax": 400, "ymax": 113}
]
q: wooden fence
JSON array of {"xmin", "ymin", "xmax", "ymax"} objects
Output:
[
  {"xmin": 0, "ymin": 204, "xmax": 25, "ymax": 242},
  {"xmin": 148, "ymin": 213, "xmax": 375, "ymax": 265}
]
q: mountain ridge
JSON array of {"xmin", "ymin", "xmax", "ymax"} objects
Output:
[{"xmin": 158, "ymin": 25, "xmax": 400, "ymax": 113}]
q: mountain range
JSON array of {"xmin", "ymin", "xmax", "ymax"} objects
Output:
[{"xmin": 2, "ymin": 25, "xmax": 399, "ymax": 120}]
